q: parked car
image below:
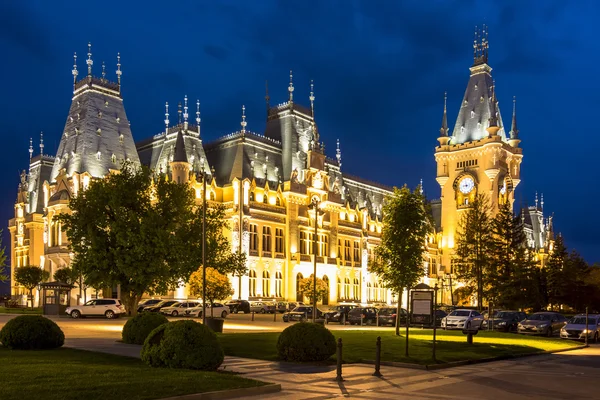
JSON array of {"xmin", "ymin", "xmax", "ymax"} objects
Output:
[
  {"xmin": 160, "ymin": 301, "xmax": 200, "ymax": 317},
  {"xmin": 377, "ymin": 307, "xmax": 407, "ymax": 326},
  {"xmin": 185, "ymin": 303, "xmax": 229, "ymax": 319},
  {"xmin": 249, "ymin": 301, "xmax": 271, "ymax": 314},
  {"xmin": 66, "ymin": 298, "xmax": 126, "ymax": 319},
  {"xmin": 143, "ymin": 300, "xmax": 178, "ymax": 313},
  {"xmin": 323, "ymin": 305, "xmax": 357, "ymax": 324},
  {"xmin": 347, "ymin": 307, "xmax": 378, "ymax": 325},
  {"xmin": 518, "ymin": 312, "xmax": 568, "ymax": 336},
  {"xmin": 441, "ymin": 309, "xmax": 483, "ymax": 330},
  {"xmin": 282, "ymin": 306, "xmax": 324, "ymax": 322},
  {"xmin": 481, "ymin": 310, "xmax": 527, "ymax": 332},
  {"xmin": 225, "ymin": 300, "xmax": 251, "ymax": 314},
  {"xmin": 273, "ymin": 301, "xmax": 292, "ymax": 313},
  {"xmin": 560, "ymin": 314, "xmax": 600, "ymax": 342},
  {"xmin": 136, "ymin": 298, "xmax": 162, "ymax": 313}
]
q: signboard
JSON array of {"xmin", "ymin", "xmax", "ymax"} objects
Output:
[{"xmin": 411, "ymin": 290, "xmax": 433, "ymax": 325}]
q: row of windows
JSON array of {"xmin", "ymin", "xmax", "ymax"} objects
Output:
[
  {"xmin": 457, "ymin": 159, "xmax": 478, "ymax": 168},
  {"xmin": 249, "ymin": 192, "xmax": 282, "ymax": 206},
  {"xmin": 249, "ymin": 225, "xmax": 285, "ymax": 254},
  {"xmin": 366, "ymin": 283, "xmax": 387, "ymax": 302},
  {"xmin": 248, "ymin": 270, "xmax": 283, "ymax": 298},
  {"xmin": 299, "ymin": 231, "xmax": 329, "ymax": 256},
  {"xmin": 337, "ymin": 239, "xmax": 361, "ymax": 262}
]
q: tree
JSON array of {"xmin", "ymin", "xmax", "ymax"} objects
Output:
[
  {"xmin": 546, "ymin": 235, "xmax": 568, "ymax": 310},
  {"xmin": 562, "ymin": 250, "xmax": 590, "ymax": 311},
  {"xmin": 453, "ymin": 194, "xmax": 493, "ymax": 310},
  {"xmin": 14, "ymin": 266, "xmax": 49, "ymax": 308},
  {"xmin": 0, "ymin": 231, "xmax": 7, "ymax": 282},
  {"xmin": 189, "ymin": 267, "xmax": 234, "ymax": 318},
  {"xmin": 58, "ymin": 163, "xmax": 246, "ymax": 316},
  {"xmin": 369, "ymin": 185, "xmax": 432, "ymax": 335},
  {"xmin": 298, "ymin": 276, "xmax": 329, "ymax": 304},
  {"xmin": 53, "ymin": 267, "xmax": 77, "ymax": 285}
]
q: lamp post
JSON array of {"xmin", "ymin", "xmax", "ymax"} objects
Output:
[
  {"xmin": 200, "ymin": 161, "xmax": 207, "ymax": 326},
  {"xmin": 310, "ymin": 197, "xmax": 321, "ymax": 323}
]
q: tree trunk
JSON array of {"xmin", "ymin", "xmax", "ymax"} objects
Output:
[
  {"xmin": 395, "ymin": 289, "xmax": 402, "ymax": 336},
  {"xmin": 122, "ymin": 291, "xmax": 143, "ymax": 316},
  {"xmin": 29, "ymin": 289, "xmax": 34, "ymax": 310}
]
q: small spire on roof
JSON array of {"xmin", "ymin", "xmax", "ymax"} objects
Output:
[
  {"xmin": 419, "ymin": 178, "xmax": 424, "ymax": 195},
  {"xmin": 241, "ymin": 105, "xmax": 247, "ymax": 134},
  {"xmin": 183, "ymin": 95, "xmax": 189, "ymax": 127},
  {"xmin": 541, "ymin": 193, "xmax": 544, "ymax": 211},
  {"xmin": 265, "ymin": 80, "xmax": 270, "ymax": 115},
  {"xmin": 473, "ymin": 25, "xmax": 489, "ymax": 66},
  {"xmin": 101, "ymin": 61, "xmax": 106, "ymax": 82},
  {"xmin": 86, "ymin": 42, "xmax": 93, "ymax": 77},
  {"xmin": 72, "ymin": 52, "xmax": 78, "ymax": 89},
  {"xmin": 177, "ymin": 102, "xmax": 182, "ymax": 125},
  {"xmin": 309, "ymin": 79, "xmax": 315, "ymax": 118},
  {"xmin": 116, "ymin": 53, "xmax": 122, "ymax": 89},
  {"xmin": 173, "ymin": 129, "xmax": 188, "ymax": 163},
  {"xmin": 29, "ymin": 138, "xmax": 33, "ymax": 160},
  {"xmin": 164, "ymin": 102, "xmax": 170, "ymax": 133},
  {"xmin": 510, "ymin": 96, "xmax": 519, "ymax": 139},
  {"xmin": 40, "ymin": 132, "xmax": 44, "ymax": 155},
  {"xmin": 535, "ymin": 191, "xmax": 539, "ymax": 208},
  {"xmin": 336, "ymin": 138, "xmax": 342, "ymax": 169},
  {"xmin": 288, "ymin": 70, "xmax": 294, "ymax": 103},
  {"xmin": 440, "ymin": 91, "xmax": 448, "ymax": 137},
  {"xmin": 195, "ymin": 99, "xmax": 201, "ymax": 128}
]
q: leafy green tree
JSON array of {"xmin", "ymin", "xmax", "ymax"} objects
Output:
[
  {"xmin": 14, "ymin": 266, "xmax": 49, "ymax": 308},
  {"xmin": 562, "ymin": 251, "xmax": 590, "ymax": 311},
  {"xmin": 189, "ymin": 267, "xmax": 235, "ymax": 317},
  {"xmin": 53, "ymin": 267, "xmax": 77, "ymax": 285},
  {"xmin": 0, "ymin": 231, "xmax": 7, "ymax": 282},
  {"xmin": 298, "ymin": 276, "xmax": 329, "ymax": 304},
  {"xmin": 546, "ymin": 235, "xmax": 568, "ymax": 310},
  {"xmin": 369, "ymin": 185, "xmax": 432, "ymax": 335},
  {"xmin": 454, "ymin": 194, "xmax": 493, "ymax": 310},
  {"xmin": 58, "ymin": 163, "xmax": 246, "ymax": 316}
]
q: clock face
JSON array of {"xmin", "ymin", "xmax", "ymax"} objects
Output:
[{"xmin": 459, "ymin": 177, "xmax": 475, "ymax": 194}]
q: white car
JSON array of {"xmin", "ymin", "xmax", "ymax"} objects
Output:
[
  {"xmin": 160, "ymin": 301, "xmax": 200, "ymax": 317},
  {"xmin": 185, "ymin": 303, "xmax": 229, "ymax": 319},
  {"xmin": 66, "ymin": 298, "xmax": 126, "ymax": 319},
  {"xmin": 441, "ymin": 309, "xmax": 484, "ymax": 330}
]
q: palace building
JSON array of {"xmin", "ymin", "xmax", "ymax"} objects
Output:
[{"xmin": 8, "ymin": 33, "xmax": 552, "ymax": 307}]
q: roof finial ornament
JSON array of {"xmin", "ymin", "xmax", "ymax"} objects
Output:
[
  {"xmin": 116, "ymin": 53, "xmax": 122, "ymax": 89},
  {"xmin": 241, "ymin": 105, "xmax": 247, "ymax": 134},
  {"xmin": 440, "ymin": 91, "xmax": 448, "ymax": 136},
  {"xmin": 265, "ymin": 80, "xmax": 270, "ymax": 115},
  {"xmin": 39, "ymin": 132, "xmax": 44, "ymax": 155},
  {"xmin": 487, "ymin": 80, "xmax": 499, "ymax": 135},
  {"xmin": 177, "ymin": 102, "xmax": 182, "ymax": 125},
  {"xmin": 336, "ymin": 138, "xmax": 342, "ymax": 169},
  {"xmin": 510, "ymin": 96, "xmax": 519, "ymax": 139},
  {"xmin": 86, "ymin": 42, "xmax": 93, "ymax": 77},
  {"xmin": 164, "ymin": 102, "xmax": 170, "ymax": 133},
  {"xmin": 288, "ymin": 70, "xmax": 294, "ymax": 103},
  {"xmin": 72, "ymin": 52, "xmax": 78, "ymax": 90},
  {"xmin": 195, "ymin": 99, "xmax": 201, "ymax": 129},
  {"xmin": 101, "ymin": 61, "xmax": 106, "ymax": 82},
  {"xmin": 535, "ymin": 191, "xmax": 539, "ymax": 208},
  {"xmin": 541, "ymin": 193, "xmax": 544, "ymax": 210},
  {"xmin": 309, "ymin": 79, "xmax": 315, "ymax": 118},
  {"xmin": 29, "ymin": 138, "xmax": 33, "ymax": 160},
  {"xmin": 183, "ymin": 95, "xmax": 189, "ymax": 126},
  {"xmin": 419, "ymin": 178, "xmax": 424, "ymax": 195},
  {"xmin": 473, "ymin": 25, "xmax": 489, "ymax": 66}
]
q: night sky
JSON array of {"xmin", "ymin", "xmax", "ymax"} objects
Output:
[{"xmin": 0, "ymin": 0, "xmax": 597, "ymax": 294}]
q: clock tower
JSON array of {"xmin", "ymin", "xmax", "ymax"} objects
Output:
[{"xmin": 434, "ymin": 27, "xmax": 523, "ymax": 271}]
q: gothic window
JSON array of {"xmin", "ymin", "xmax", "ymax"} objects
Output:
[
  {"xmin": 262, "ymin": 270, "xmax": 270, "ymax": 297},
  {"xmin": 248, "ymin": 270, "xmax": 256, "ymax": 297},
  {"xmin": 353, "ymin": 240, "xmax": 360, "ymax": 262},
  {"xmin": 111, "ymin": 154, "xmax": 116, "ymax": 163},
  {"xmin": 262, "ymin": 226, "xmax": 272, "ymax": 252},
  {"xmin": 337, "ymin": 239, "xmax": 342, "ymax": 259},
  {"xmin": 353, "ymin": 278, "xmax": 360, "ymax": 300},
  {"xmin": 275, "ymin": 228, "xmax": 284, "ymax": 254},
  {"xmin": 344, "ymin": 278, "xmax": 350, "ymax": 299},
  {"xmin": 96, "ymin": 151, "xmax": 101, "ymax": 160},
  {"xmin": 344, "ymin": 240, "xmax": 351, "ymax": 261},
  {"xmin": 275, "ymin": 272, "xmax": 282, "ymax": 297},
  {"xmin": 276, "ymin": 197, "xmax": 281, "ymax": 206},
  {"xmin": 337, "ymin": 278, "xmax": 342, "ymax": 300},
  {"xmin": 318, "ymin": 234, "xmax": 329, "ymax": 257},
  {"xmin": 263, "ymin": 193, "xmax": 268, "ymax": 204},
  {"xmin": 322, "ymin": 275, "xmax": 329, "ymax": 305},
  {"xmin": 374, "ymin": 283, "xmax": 380, "ymax": 301},
  {"xmin": 249, "ymin": 224, "xmax": 258, "ymax": 251},
  {"xmin": 296, "ymin": 273, "xmax": 304, "ymax": 302},
  {"xmin": 300, "ymin": 231, "xmax": 308, "ymax": 255},
  {"xmin": 308, "ymin": 232, "xmax": 315, "ymax": 255},
  {"xmin": 210, "ymin": 191, "xmax": 215, "ymax": 201},
  {"xmin": 367, "ymin": 282, "xmax": 372, "ymax": 301}
]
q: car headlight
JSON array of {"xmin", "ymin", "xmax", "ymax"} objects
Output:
[
  {"xmin": 498, "ymin": 322, "xmax": 506, "ymax": 326},
  {"xmin": 539, "ymin": 324, "xmax": 548, "ymax": 328}
]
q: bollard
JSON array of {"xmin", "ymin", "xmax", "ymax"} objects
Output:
[
  {"xmin": 585, "ymin": 307, "xmax": 589, "ymax": 347},
  {"xmin": 361, "ymin": 315, "xmax": 364, "ymax": 326},
  {"xmin": 251, "ymin": 312, "xmax": 255, "ymax": 321},
  {"xmin": 273, "ymin": 310, "xmax": 277, "ymax": 322},
  {"xmin": 376, "ymin": 311, "xmax": 379, "ymax": 327},
  {"xmin": 335, "ymin": 338, "xmax": 344, "ymax": 382},
  {"xmin": 373, "ymin": 336, "xmax": 382, "ymax": 377},
  {"xmin": 467, "ymin": 333, "xmax": 473, "ymax": 345}
]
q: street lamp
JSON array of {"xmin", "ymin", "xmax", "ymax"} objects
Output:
[
  {"xmin": 199, "ymin": 160, "xmax": 212, "ymax": 326},
  {"xmin": 309, "ymin": 196, "xmax": 322, "ymax": 323}
]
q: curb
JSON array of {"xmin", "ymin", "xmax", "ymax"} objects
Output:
[
  {"xmin": 158, "ymin": 383, "xmax": 281, "ymax": 400},
  {"xmin": 360, "ymin": 344, "xmax": 587, "ymax": 371}
]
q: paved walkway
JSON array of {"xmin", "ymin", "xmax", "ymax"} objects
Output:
[{"xmin": 63, "ymin": 338, "xmax": 600, "ymax": 399}]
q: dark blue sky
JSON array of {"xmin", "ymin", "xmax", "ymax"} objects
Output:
[{"xmin": 0, "ymin": 0, "xmax": 598, "ymax": 275}]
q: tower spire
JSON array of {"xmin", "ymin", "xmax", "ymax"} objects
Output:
[
  {"xmin": 508, "ymin": 96, "xmax": 521, "ymax": 147},
  {"xmin": 309, "ymin": 79, "xmax": 315, "ymax": 118},
  {"xmin": 265, "ymin": 80, "xmax": 270, "ymax": 115},
  {"xmin": 116, "ymin": 53, "xmax": 122, "ymax": 89},
  {"xmin": 29, "ymin": 138, "xmax": 33, "ymax": 160},
  {"xmin": 437, "ymin": 92, "xmax": 450, "ymax": 146},
  {"xmin": 535, "ymin": 191, "xmax": 539, "ymax": 208},
  {"xmin": 72, "ymin": 52, "xmax": 78, "ymax": 90},
  {"xmin": 486, "ymin": 80, "xmax": 500, "ymax": 136},
  {"xmin": 164, "ymin": 102, "xmax": 170, "ymax": 134},
  {"xmin": 183, "ymin": 95, "xmax": 189, "ymax": 128},
  {"xmin": 39, "ymin": 132, "xmax": 44, "ymax": 155},
  {"xmin": 178, "ymin": 102, "xmax": 182, "ymax": 125},
  {"xmin": 86, "ymin": 42, "xmax": 93, "ymax": 77},
  {"xmin": 541, "ymin": 193, "xmax": 544, "ymax": 211},
  {"xmin": 240, "ymin": 105, "xmax": 247, "ymax": 134},
  {"xmin": 473, "ymin": 25, "xmax": 489, "ymax": 66},
  {"xmin": 195, "ymin": 100, "xmax": 201, "ymax": 132},
  {"xmin": 288, "ymin": 70, "xmax": 294, "ymax": 103},
  {"xmin": 336, "ymin": 138, "xmax": 342, "ymax": 169},
  {"xmin": 101, "ymin": 61, "xmax": 106, "ymax": 82}
]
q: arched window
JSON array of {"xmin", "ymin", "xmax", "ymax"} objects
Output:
[
  {"xmin": 275, "ymin": 272, "xmax": 282, "ymax": 297},
  {"xmin": 367, "ymin": 282, "xmax": 372, "ymax": 302},
  {"xmin": 248, "ymin": 270, "xmax": 256, "ymax": 297},
  {"xmin": 353, "ymin": 278, "xmax": 360, "ymax": 300},
  {"xmin": 296, "ymin": 273, "xmax": 304, "ymax": 302},
  {"xmin": 249, "ymin": 191, "xmax": 255, "ymax": 202},
  {"xmin": 322, "ymin": 275, "xmax": 329, "ymax": 305},
  {"xmin": 374, "ymin": 283, "xmax": 379, "ymax": 301},
  {"xmin": 210, "ymin": 191, "xmax": 216, "ymax": 201},
  {"xmin": 276, "ymin": 197, "xmax": 281, "ymax": 206},
  {"xmin": 262, "ymin": 270, "xmax": 270, "ymax": 297},
  {"xmin": 344, "ymin": 278, "xmax": 350, "ymax": 300},
  {"xmin": 263, "ymin": 194, "xmax": 268, "ymax": 204},
  {"xmin": 337, "ymin": 278, "xmax": 342, "ymax": 301}
]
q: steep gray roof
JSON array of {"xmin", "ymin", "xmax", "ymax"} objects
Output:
[
  {"xmin": 450, "ymin": 63, "xmax": 508, "ymax": 145},
  {"xmin": 26, "ymin": 154, "xmax": 54, "ymax": 214},
  {"xmin": 50, "ymin": 77, "xmax": 140, "ymax": 181},
  {"xmin": 173, "ymin": 129, "xmax": 188, "ymax": 163}
]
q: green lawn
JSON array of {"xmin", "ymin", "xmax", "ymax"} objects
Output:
[
  {"xmin": 218, "ymin": 328, "xmax": 582, "ymax": 365},
  {"xmin": 0, "ymin": 347, "xmax": 265, "ymax": 400},
  {"xmin": 0, "ymin": 307, "xmax": 42, "ymax": 314}
]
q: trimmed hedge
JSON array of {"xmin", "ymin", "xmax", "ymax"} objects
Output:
[
  {"xmin": 122, "ymin": 312, "xmax": 168, "ymax": 345},
  {"xmin": 141, "ymin": 320, "xmax": 224, "ymax": 370},
  {"xmin": 276, "ymin": 322, "xmax": 336, "ymax": 362},
  {"xmin": 0, "ymin": 315, "xmax": 64, "ymax": 350}
]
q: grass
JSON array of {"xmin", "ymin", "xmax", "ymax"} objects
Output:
[
  {"xmin": 218, "ymin": 328, "xmax": 583, "ymax": 365},
  {"xmin": 0, "ymin": 347, "xmax": 265, "ymax": 400},
  {"xmin": 0, "ymin": 307, "xmax": 42, "ymax": 314}
]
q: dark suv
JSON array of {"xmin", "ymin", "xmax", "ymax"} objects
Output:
[
  {"xmin": 137, "ymin": 298, "xmax": 162, "ymax": 313},
  {"xmin": 377, "ymin": 307, "xmax": 408, "ymax": 326},
  {"xmin": 482, "ymin": 310, "xmax": 527, "ymax": 332},
  {"xmin": 348, "ymin": 307, "xmax": 378, "ymax": 325},
  {"xmin": 225, "ymin": 300, "xmax": 251, "ymax": 314},
  {"xmin": 324, "ymin": 305, "xmax": 357, "ymax": 324}
]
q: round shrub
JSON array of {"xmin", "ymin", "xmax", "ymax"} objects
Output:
[
  {"xmin": 277, "ymin": 322, "xmax": 336, "ymax": 362},
  {"xmin": 141, "ymin": 320, "xmax": 224, "ymax": 370},
  {"xmin": 122, "ymin": 312, "xmax": 168, "ymax": 345},
  {"xmin": 0, "ymin": 315, "xmax": 64, "ymax": 350}
]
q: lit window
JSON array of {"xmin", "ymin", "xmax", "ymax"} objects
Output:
[
  {"xmin": 262, "ymin": 271, "xmax": 270, "ymax": 297},
  {"xmin": 262, "ymin": 226, "xmax": 272, "ymax": 252}
]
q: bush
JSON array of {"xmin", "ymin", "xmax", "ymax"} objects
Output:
[
  {"xmin": 122, "ymin": 312, "xmax": 168, "ymax": 345},
  {"xmin": 0, "ymin": 315, "xmax": 64, "ymax": 350},
  {"xmin": 141, "ymin": 320, "xmax": 224, "ymax": 370},
  {"xmin": 276, "ymin": 322, "xmax": 336, "ymax": 362}
]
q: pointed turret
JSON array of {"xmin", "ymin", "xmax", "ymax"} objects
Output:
[
  {"xmin": 486, "ymin": 81, "xmax": 500, "ymax": 137},
  {"xmin": 437, "ymin": 92, "xmax": 450, "ymax": 146},
  {"xmin": 508, "ymin": 96, "xmax": 521, "ymax": 147},
  {"xmin": 288, "ymin": 70, "xmax": 294, "ymax": 103},
  {"xmin": 170, "ymin": 129, "xmax": 190, "ymax": 184}
]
